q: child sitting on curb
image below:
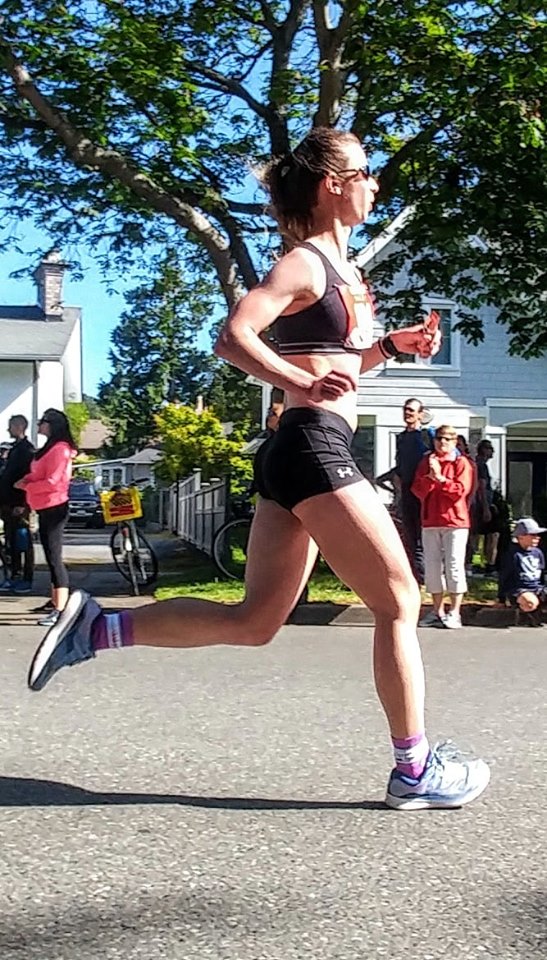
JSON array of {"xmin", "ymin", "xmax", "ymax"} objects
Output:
[{"xmin": 498, "ymin": 517, "xmax": 546, "ymax": 626}]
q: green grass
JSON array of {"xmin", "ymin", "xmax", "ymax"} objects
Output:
[{"xmin": 155, "ymin": 557, "xmax": 500, "ymax": 605}]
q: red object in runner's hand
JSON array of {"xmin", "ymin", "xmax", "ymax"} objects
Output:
[{"xmin": 424, "ymin": 310, "xmax": 440, "ymax": 334}]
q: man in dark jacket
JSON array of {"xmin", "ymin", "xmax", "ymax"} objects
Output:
[
  {"xmin": 394, "ymin": 398, "xmax": 431, "ymax": 584},
  {"xmin": 0, "ymin": 415, "xmax": 35, "ymax": 593}
]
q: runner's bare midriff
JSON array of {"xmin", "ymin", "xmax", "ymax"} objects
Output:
[{"xmin": 283, "ymin": 352, "xmax": 361, "ymax": 431}]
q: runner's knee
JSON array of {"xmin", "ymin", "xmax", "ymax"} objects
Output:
[
  {"xmin": 371, "ymin": 573, "xmax": 421, "ymax": 623},
  {"xmin": 234, "ymin": 623, "xmax": 278, "ymax": 646},
  {"xmin": 229, "ymin": 604, "xmax": 285, "ymax": 646}
]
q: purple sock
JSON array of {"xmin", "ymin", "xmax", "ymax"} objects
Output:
[
  {"xmin": 392, "ymin": 733, "xmax": 430, "ymax": 779},
  {"xmin": 91, "ymin": 611, "xmax": 135, "ymax": 652}
]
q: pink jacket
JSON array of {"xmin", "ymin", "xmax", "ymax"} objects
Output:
[{"xmin": 18, "ymin": 441, "xmax": 73, "ymax": 511}]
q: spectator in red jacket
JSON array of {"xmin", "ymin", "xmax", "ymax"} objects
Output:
[
  {"xmin": 16, "ymin": 409, "xmax": 77, "ymax": 627},
  {"xmin": 412, "ymin": 425, "xmax": 474, "ymax": 629}
]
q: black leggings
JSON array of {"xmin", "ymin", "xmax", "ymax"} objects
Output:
[{"xmin": 38, "ymin": 502, "xmax": 69, "ymax": 589}]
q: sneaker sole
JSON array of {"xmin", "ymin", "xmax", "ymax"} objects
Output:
[
  {"xmin": 27, "ymin": 590, "xmax": 89, "ymax": 691},
  {"xmin": 385, "ymin": 766, "xmax": 491, "ymax": 810}
]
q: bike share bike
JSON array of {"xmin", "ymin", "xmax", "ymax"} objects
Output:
[{"xmin": 101, "ymin": 486, "xmax": 159, "ymax": 596}]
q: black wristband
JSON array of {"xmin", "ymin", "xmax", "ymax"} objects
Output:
[{"xmin": 379, "ymin": 334, "xmax": 399, "ymax": 358}]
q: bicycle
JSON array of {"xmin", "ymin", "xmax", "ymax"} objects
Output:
[
  {"xmin": 211, "ymin": 496, "xmax": 312, "ymax": 607},
  {"xmin": 101, "ymin": 486, "xmax": 159, "ymax": 596},
  {"xmin": 212, "ymin": 496, "xmax": 254, "ymax": 581}
]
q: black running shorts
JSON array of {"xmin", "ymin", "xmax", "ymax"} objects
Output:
[{"xmin": 253, "ymin": 407, "xmax": 364, "ymax": 512}]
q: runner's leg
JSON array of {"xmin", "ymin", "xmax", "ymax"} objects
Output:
[
  {"xmin": 294, "ymin": 480, "xmax": 490, "ymax": 807},
  {"xmin": 130, "ymin": 497, "xmax": 319, "ymax": 648},
  {"xmin": 293, "ymin": 480, "xmax": 423, "ymax": 739}
]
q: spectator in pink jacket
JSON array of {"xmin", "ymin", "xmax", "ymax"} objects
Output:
[{"xmin": 16, "ymin": 409, "xmax": 77, "ymax": 627}]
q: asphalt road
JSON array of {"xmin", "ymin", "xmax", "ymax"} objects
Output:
[{"xmin": 1, "ymin": 617, "xmax": 546, "ymax": 960}]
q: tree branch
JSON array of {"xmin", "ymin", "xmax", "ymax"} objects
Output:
[
  {"xmin": 265, "ymin": 0, "xmax": 310, "ymax": 154},
  {"xmin": 227, "ymin": 200, "xmax": 265, "ymax": 215},
  {"xmin": 0, "ymin": 43, "xmax": 252, "ymax": 307},
  {"xmin": 188, "ymin": 64, "xmax": 271, "ymax": 120},
  {"xmin": 257, "ymin": 0, "xmax": 279, "ymax": 34},
  {"xmin": 376, "ymin": 116, "xmax": 451, "ymax": 202},
  {"xmin": 312, "ymin": 0, "xmax": 359, "ymax": 127},
  {"xmin": 238, "ymin": 38, "xmax": 273, "ymax": 82}
]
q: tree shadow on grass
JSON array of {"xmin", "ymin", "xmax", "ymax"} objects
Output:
[{"xmin": 0, "ymin": 775, "xmax": 386, "ymax": 810}]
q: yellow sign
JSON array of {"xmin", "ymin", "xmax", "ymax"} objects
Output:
[{"xmin": 100, "ymin": 487, "xmax": 143, "ymax": 524}]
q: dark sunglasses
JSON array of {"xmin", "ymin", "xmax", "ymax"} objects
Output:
[{"xmin": 335, "ymin": 163, "xmax": 373, "ymax": 181}]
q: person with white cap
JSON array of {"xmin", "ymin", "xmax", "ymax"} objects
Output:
[{"xmin": 498, "ymin": 518, "xmax": 547, "ymax": 625}]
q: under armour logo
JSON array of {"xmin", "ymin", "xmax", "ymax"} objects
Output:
[{"xmin": 337, "ymin": 467, "xmax": 354, "ymax": 478}]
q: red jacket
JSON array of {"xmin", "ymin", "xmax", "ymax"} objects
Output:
[
  {"xmin": 18, "ymin": 441, "xmax": 73, "ymax": 511},
  {"xmin": 411, "ymin": 453, "xmax": 474, "ymax": 528}
]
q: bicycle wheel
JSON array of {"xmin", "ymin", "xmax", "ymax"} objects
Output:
[
  {"xmin": 131, "ymin": 524, "xmax": 159, "ymax": 589},
  {"xmin": 110, "ymin": 524, "xmax": 159, "ymax": 593},
  {"xmin": 212, "ymin": 518, "xmax": 251, "ymax": 581}
]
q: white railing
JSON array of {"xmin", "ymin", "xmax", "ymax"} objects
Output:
[{"xmin": 168, "ymin": 469, "xmax": 228, "ymax": 556}]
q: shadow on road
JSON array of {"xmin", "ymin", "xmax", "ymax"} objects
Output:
[
  {"xmin": 501, "ymin": 890, "xmax": 547, "ymax": 952},
  {"xmin": 0, "ymin": 775, "xmax": 386, "ymax": 810}
]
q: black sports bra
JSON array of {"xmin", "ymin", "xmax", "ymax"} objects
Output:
[{"xmin": 272, "ymin": 241, "xmax": 375, "ymax": 356}]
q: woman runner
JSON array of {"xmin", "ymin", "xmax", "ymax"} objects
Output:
[{"xmin": 28, "ymin": 128, "xmax": 489, "ymax": 810}]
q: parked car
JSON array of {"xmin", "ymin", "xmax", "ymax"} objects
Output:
[{"xmin": 68, "ymin": 480, "xmax": 105, "ymax": 528}]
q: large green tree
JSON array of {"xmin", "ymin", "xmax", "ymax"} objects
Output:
[
  {"xmin": 98, "ymin": 252, "xmax": 213, "ymax": 454},
  {"xmin": 0, "ymin": 1, "xmax": 546, "ymax": 353}
]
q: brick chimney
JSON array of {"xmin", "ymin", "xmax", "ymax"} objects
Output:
[{"xmin": 34, "ymin": 250, "xmax": 67, "ymax": 320}]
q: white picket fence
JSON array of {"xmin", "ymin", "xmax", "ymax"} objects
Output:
[{"xmin": 168, "ymin": 469, "xmax": 228, "ymax": 556}]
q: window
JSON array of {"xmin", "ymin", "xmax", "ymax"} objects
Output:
[
  {"xmin": 113, "ymin": 468, "xmax": 123, "ymax": 485},
  {"xmin": 351, "ymin": 425, "xmax": 375, "ymax": 481}
]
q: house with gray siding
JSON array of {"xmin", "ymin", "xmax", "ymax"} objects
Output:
[{"xmin": 0, "ymin": 251, "xmax": 82, "ymax": 444}]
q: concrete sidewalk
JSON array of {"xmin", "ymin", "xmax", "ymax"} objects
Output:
[
  {"xmin": 1, "ymin": 531, "xmax": 184, "ymax": 616},
  {"xmin": 2, "ymin": 531, "xmax": 536, "ymax": 628}
]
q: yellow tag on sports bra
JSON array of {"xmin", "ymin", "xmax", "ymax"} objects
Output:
[{"xmin": 336, "ymin": 283, "xmax": 375, "ymax": 350}]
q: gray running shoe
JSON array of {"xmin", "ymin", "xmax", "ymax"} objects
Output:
[
  {"xmin": 385, "ymin": 742, "xmax": 490, "ymax": 810},
  {"xmin": 28, "ymin": 590, "xmax": 101, "ymax": 692}
]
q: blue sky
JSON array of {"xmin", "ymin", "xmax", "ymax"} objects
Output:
[{"xmin": 1, "ymin": 220, "xmax": 138, "ymax": 397}]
